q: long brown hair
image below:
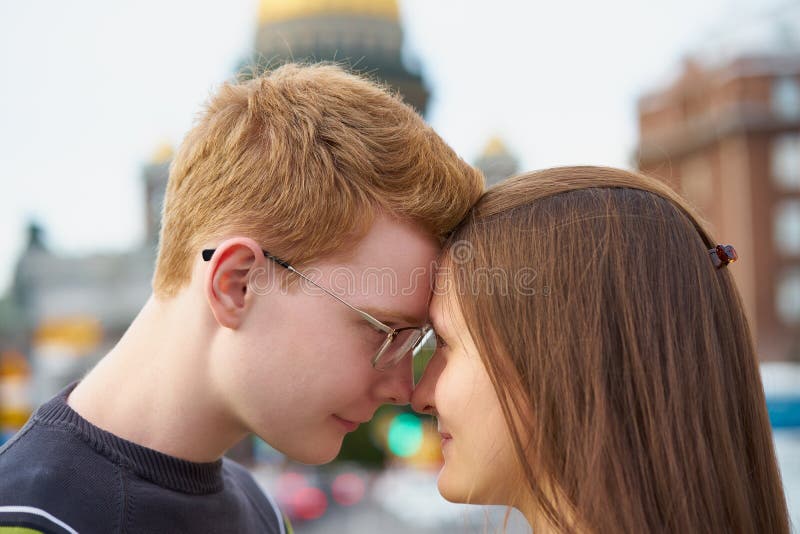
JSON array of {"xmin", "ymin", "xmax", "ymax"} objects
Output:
[{"xmin": 444, "ymin": 166, "xmax": 789, "ymax": 533}]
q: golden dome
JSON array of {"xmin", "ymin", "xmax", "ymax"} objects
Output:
[
  {"xmin": 150, "ymin": 142, "xmax": 174, "ymax": 165},
  {"xmin": 259, "ymin": 0, "xmax": 399, "ymax": 23},
  {"xmin": 481, "ymin": 136, "xmax": 510, "ymax": 158}
]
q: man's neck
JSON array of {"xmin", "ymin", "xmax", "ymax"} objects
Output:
[{"xmin": 66, "ymin": 293, "xmax": 248, "ymax": 463}]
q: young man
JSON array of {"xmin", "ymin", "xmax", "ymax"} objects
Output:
[{"xmin": 0, "ymin": 63, "xmax": 483, "ymax": 533}]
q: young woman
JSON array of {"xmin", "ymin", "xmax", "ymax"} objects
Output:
[{"xmin": 412, "ymin": 166, "xmax": 790, "ymax": 533}]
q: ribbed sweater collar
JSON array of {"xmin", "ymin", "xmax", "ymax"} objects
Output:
[{"xmin": 33, "ymin": 382, "xmax": 224, "ymax": 495}]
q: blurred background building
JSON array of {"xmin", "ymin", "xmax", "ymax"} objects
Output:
[
  {"xmin": 637, "ymin": 53, "xmax": 800, "ymax": 364},
  {"xmin": 474, "ymin": 136, "xmax": 519, "ymax": 187},
  {"xmin": 250, "ymin": 0, "xmax": 428, "ymax": 113}
]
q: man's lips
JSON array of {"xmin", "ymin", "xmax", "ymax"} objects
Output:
[{"xmin": 333, "ymin": 415, "xmax": 364, "ymax": 432}]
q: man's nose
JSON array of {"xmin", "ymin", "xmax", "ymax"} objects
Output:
[{"xmin": 374, "ymin": 355, "xmax": 414, "ymax": 405}]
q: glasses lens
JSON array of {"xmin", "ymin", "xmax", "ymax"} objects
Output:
[{"xmin": 373, "ymin": 327, "xmax": 429, "ymax": 370}]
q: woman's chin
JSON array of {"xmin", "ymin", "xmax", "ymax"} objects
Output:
[{"xmin": 437, "ymin": 469, "xmax": 480, "ymax": 505}]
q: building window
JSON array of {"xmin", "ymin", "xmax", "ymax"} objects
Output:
[
  {"xmin": 776, "ymin": 268, "xmax": 800, "ymax": 325},
  {"xmin": 772, "ymin": 76, "xmax": 800, "ymax": 120},
  {"xmin": 772, "ymin": 134, "xmax": 800, "ymax": 190},
  {"xmin": 775, "ymin": 200, "xmax": 800, "ymax": 256},
  {"xmin": 775, "ymin": 200, "xmax": 800, "ymax": 255}
]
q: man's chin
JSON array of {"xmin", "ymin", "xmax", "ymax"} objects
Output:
[
  {"xmin": 251, "ymin": 424, "xmax": 345, "ymax": 465},
  {"xmin": 282, "ymin": 439, "xmax": 343, "ymax": 465}
]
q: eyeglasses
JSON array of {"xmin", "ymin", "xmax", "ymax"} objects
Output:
[{"xmin": 202, "ymin": 248, "xmax": 432, "ymax": 370}]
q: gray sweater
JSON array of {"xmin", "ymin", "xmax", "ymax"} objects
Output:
[{"xmin": 0, "ymin": 383, "xmax": 286, "ymax": 534}]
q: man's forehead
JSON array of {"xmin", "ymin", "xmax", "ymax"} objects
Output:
[{"xmin": 345, "ymin": 214, "xmax": 440, "ymax": 267}]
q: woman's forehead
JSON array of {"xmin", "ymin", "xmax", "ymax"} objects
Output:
[{"xmin": 429, "ymin": 290, "xmax": 461, "ymax": 332}]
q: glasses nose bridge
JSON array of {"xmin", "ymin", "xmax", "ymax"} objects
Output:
[{"xmin": 373, "ymin": 326, "xmax": 431, "ymax": 371}]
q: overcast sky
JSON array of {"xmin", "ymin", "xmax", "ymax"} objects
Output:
[{"xmin": 0, "ymin": 0, "xmax": 791, "ymax": 294}]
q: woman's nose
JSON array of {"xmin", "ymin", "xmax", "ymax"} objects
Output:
[{"xmin": 411, "ymin": 352, "xmax": 443, "ymax": 415}]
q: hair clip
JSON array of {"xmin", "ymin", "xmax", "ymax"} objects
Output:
[{"xmin": 709, "ymin": 244, "xmax": 738, "ymax": 269}]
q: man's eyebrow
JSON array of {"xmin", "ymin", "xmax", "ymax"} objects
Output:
[{"xmin": 359, "ymin": 306, "xmax": 424, "ymax": 327}]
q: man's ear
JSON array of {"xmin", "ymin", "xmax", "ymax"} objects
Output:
[{"xmin": 204, "ymin": 237, "xmax": 266, "ymax": 329}]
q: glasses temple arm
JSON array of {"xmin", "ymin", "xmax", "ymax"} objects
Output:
[
  {"xmin": 281, "ymin": 263, "xmax": 393, "ymax": 335},
  {"xmin": 202, "ymin": 248, "xmax": 395, "ymax": 334}
]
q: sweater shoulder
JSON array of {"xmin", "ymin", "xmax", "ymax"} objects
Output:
[
  {"xmin": 0, "ymin": 420, "xmax": 123, "ymax": 533},
  {"xmin": 223, "ymin": 458, "xmax": 286, "ymax": 534}
]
